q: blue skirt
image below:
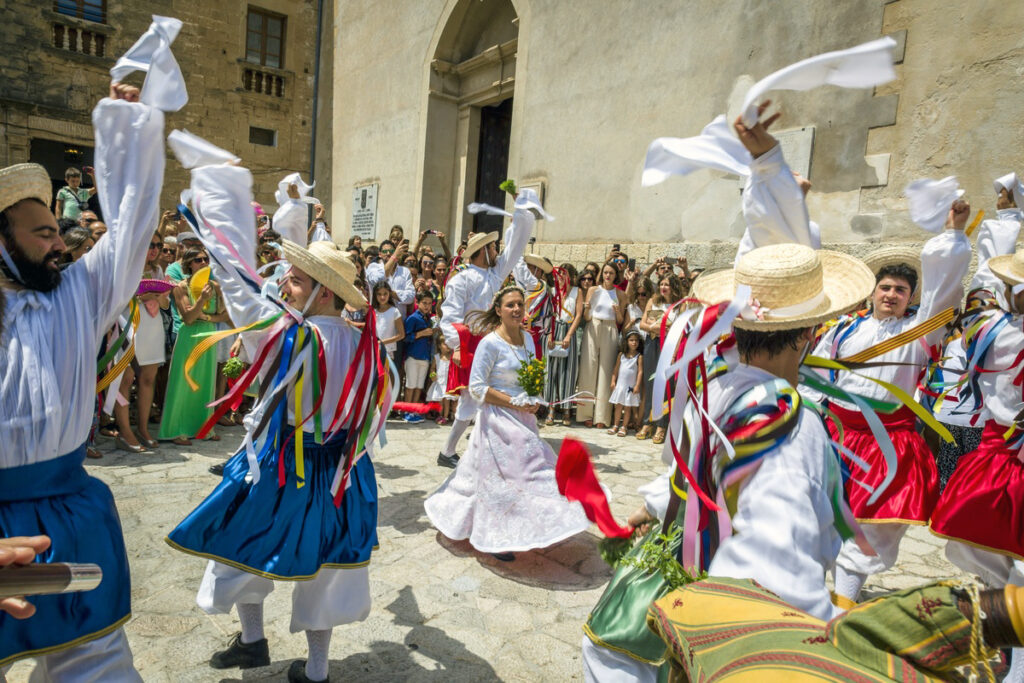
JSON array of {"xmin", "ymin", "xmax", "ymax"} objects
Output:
[
  {"xmin": 0, "ymin": 446, "xmax": 132, "ymax": 666},
  {"xmin": 167, "ymin": 430, "xmax": 378, "ymax": 579}
]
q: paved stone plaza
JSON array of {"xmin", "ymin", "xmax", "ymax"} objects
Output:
[{"xmin": 8, "ymin": 421, "xmax": 967, "ymax": 682}]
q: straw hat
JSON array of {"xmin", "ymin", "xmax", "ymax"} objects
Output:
[
  {"xmin": 279, "ymin": 239, "xmax": 367, "ymax": 310},
  {"xmin": 863, "ymin": 245, "xmax": 921, "ymax": 303},
  {"xmin": 989, "ymin": 249, "xmax": 1024, "ymax": 287},
  {"xmin": 691, "ymin": 244, "xmax": 875, "ymax": 330},
  {"xmin": 0, "ymin": 163, "xmax": 52, "ymax": 213},
  {"xmin": 465, "ymin": 231, "xmax": 498, "ymax": 258},
  {"xmin": 524, "ymin": 253, "xmax": 553, "ymax": 273}
]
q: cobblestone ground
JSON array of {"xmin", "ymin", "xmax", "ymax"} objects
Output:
[{"xmin": 8, "ymin": 420, "xmax": 966, "ymax": 682}]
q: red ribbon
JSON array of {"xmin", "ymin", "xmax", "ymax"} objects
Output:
[{"xmin": 555, "ymin": 438, "xmax": 634, "ymax": 538}]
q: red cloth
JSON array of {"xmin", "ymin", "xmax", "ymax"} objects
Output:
[
  {"xmin": 828, "ymin": 404, "xmax": 938, "ymax": 524},
  {"xmin": 555, "ymin": 438, "xmax": 633, "ymax": 538},
  {"xmin": 392, "ymin": 401, "xmax": 441, "ymax": 415},
  {"xmin": 446, "ymin": 324, "xmax": 483, "ymax": 396},
  {"xmin": 528, "ymin": 327, "xmax": 544, "ymax": 359},
  {"xmin": 930, "ymin": 421, "xmax": 1024, "ymax": 560}
]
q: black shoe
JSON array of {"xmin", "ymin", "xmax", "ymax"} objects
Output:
[
  {"xmin": 491, "ymin": 552, "xmax": 515, "ymax": 562},
  {"xmin": 436, "ymin": 452, "xmax": 460, "ymax": 469},
  {"xmin": 209, "ymin": 632, "xmax": 270, "ymax": 669},
  {"xmin": 288, "ymin": 660, "xmax": 328, "ymax": 683},
  {"xmin": 209, "ymin": 462, "xmax": 225, "ymax": 476}
]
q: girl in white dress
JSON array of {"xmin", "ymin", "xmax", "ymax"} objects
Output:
[
  {"xmin": 607, "ymin": 329, "xmax": 643, "ymax": 437},
  {"xmin": 424, "ymin": 285, "xmax": 592, "ymax": 561},
  {"xmin": 425, "ymin": 329, "xmax": 455, "ymax": 424}
]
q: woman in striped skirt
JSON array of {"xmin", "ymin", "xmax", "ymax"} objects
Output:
[{"xmin": 544, "ymin": 264, "xmax": 584, "ymax": 425}]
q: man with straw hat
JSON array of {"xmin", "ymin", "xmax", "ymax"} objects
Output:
[
  {"xmin": 0, "ymin": 16, "xmax": 187, "ymax": 678},
  {"xmin": 582, "ymin": 241, "xmax": 877, "ymax": 682},
  {"xmin": 514, "ymin": 252, "xmax": 555, "ymax": 357},
  {"xmin": 163, "ymin": 130, "xmax": 392, "ymax": 683},
  {"xmin": 436, "ymin": 192, "xmax": 544, "ymax": 468},
  {"xmin": 926, "ymin": 186, "xmax": 1024, "ymax": 682},
  {"xmin": 817, "ymin": 196, "xmax": 972, "ymax": 609}
]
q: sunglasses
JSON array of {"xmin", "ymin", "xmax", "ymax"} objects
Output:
[
  {"xmin": 149, "ymin": 242, "xmax": 161, "ymax": 249},
  {"xmin": 161, "ymin": 248, "xmax": 175, "ymax": 255},
  {"xmin": 192, "ymin": 257, "xmax": 209, "ymax": 264},
  {"xmin": 613, "ymin": 259, "xmax": 626, "ymax": 264},
  {"xmin": 580, "ymin": 276, "xmax": 594, "ymax": 281}
]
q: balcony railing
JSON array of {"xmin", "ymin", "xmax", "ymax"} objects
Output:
[
  {"xmin": 242, "ymin": 67, "xmax": 285, "ymax": 98},
  {"xmin": 52, "ymin": 21, "xmax": 106, "ymax": 56}
]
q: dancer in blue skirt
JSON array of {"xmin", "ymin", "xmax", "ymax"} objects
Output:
[{"xmin": 164, "ymin": 131, "xmax": 393, "ymax": 683}]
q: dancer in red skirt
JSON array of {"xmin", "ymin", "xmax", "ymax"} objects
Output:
[{"xmin": 814, "ymin": 198, "xmax": 972, "ymax": 607}]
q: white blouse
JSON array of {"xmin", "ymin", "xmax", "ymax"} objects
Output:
[
  {"xmin": 1, "ymin": 96, "xmax": 166, "ymax": 467},
  {"xmin": 468, "ymin": 332, "xmax": 537, "ymax": 404},
  {"xmin": 558, "ymin": 286, "xmax": 580, "ymax": 324},
  {"xmin": 589, "ymin": 287, "xmax": 619, "ymax": 321}
]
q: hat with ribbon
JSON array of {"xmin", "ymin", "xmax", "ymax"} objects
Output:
[
  {"xmin": 279, "ymin": 239, "xmax": 367, "ymax": 310},
  {"xmin": 692, "ymin": 244, "xmax": 874, "ymax": 330},
  {"xmin": 524, "ymin": 253, "xmax": 553, "ymax": 274}
]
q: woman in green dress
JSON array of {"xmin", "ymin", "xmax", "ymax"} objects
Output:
[{"xmin": 159, "ymin": 248, "xmax": 230, "ymax": 445}]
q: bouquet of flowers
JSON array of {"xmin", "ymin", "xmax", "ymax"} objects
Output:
[{"xmin": 517, "ymin": 357, "xmax": 545, "ymax": 396}]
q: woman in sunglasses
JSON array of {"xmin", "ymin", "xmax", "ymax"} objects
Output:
[{"xmin": 159, "ymin": 248, "xmax": 230, "ymax": 445}]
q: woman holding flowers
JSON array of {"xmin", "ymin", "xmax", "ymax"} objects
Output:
[{"xmin": 424, "ymin": 285, "xmax": 592, "ymax": 561}]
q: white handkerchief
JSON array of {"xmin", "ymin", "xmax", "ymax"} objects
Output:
[
  {"xmin": 904, "ymin": 176, "xmax": 964, "ymax": 233},
  {"xmin": 274, "ymin": 172, "xmax": 316, "ymax": 206},
  {"xmin": 110, "ymin": 15, "xmax": 188, "ymax": 112},
  {"xmin": 741, "ymin": 37, "xmax": 897, "ymax": 126},
  {"xmin": 467, "ymin": 202, "xmax": 512, "ymax": 218},
  {"xmin": 168, "ymin": 129, "xmax": 240, "ymax": 169},
  {"xmin": 994, "ymin": 172, "xmax": 1024, "ymax": 204},
  {"xmin": 514, "ymin": 187, "xmax": 555, "ymax": 221},
  {"xmin": 641, "ymin": 115, "xmax": 752, "ymax": 187}
]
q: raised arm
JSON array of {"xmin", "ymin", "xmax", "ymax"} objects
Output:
[
  {"xmin": 513, "ymin": 257, "xmax": 538, "ymax": 291},
  {"xmin": 492, "ymin": 192, "xmax": 539, "ymax": 282},
  {"xmin": 915, "ymin": 200, "xmax": 971, "ymax": 344},
  {"xmin": 971, "ymin": 201, "xmax": 1021, "ymax": 299}
]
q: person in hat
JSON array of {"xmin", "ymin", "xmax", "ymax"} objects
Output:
[
  {"xmin": 582, "ymin": 242, "xmax": 876, "ymax": 682},
  {"xmin": 164, "ymin": 130, "xmax": 390, "ymax": 683},
  {"xmin": 927, "ymin": 180, "xmax": 1024, "ymax": 680},
  {"xmin": 513, "ymin": 252, "xmax": 555, "ymax": 357},
  {"xmin": 0, "ymin": 76, "xmax": 175, "ymax": 682},
  {"xmin": 436, "ymin": 195, "xmax": 539, "ymax": 468},
  {"xmin": 819, "ymin": 201, "xmax": 971, "ymax": 608}
]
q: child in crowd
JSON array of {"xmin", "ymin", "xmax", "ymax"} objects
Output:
[
  {"xmin": 426, "ymin": 329, "xmax": 454, "ymax": 425},
  {"xmin": 607, "ymin": 329, "xmax": 643, "ymax": 437},
  {"xmin": 402, "ymin": 290, "xmax": 435, "ymax": 423},
  {"xmin": 54, "ymin": 166, "xmax": 97, "ymax": 221},
  {"xmin": 373, "ymin": 280, "xmax": 404, "ymax": 361}
]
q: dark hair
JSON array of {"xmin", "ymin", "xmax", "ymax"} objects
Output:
[
  {"xmin": 584, "ymin": 261, "xmax": 600, "ymax": 276},
  {"xmin": 652, "ymin": 273, "xmax": 684, "ymax": 306},
  {"xmin": 600, "ymin": 260, "xmax": 623, "ymax": 286},
  {"xmin": 364, "ymin": 245, "xmax": 380, "ymax": 261},
  {"xmin": 57, "ymin": 217, "xmax": 78, "ymax": 234},
  {"xmin": 875, "ymin": 263, "xmax": 918, "ymax": 295},
  {"xmin": 259, "ymin": 229, "xmax": 281, "ymax": 244},
  {"xmin": 620, "ymin": 328, "xmax": 643, "ymax": 353},
  {"xmin": 379, "ymin": 239, "xmax": 395, "ymax": 250},
  {"xmin": 347, "ymin": 235, "xmax": 362, "ymax": 248},
  {"xmin": 635, "ymin": 277, "xmax": 655, "ymax": 298},
  {"xmin": 557, "ymin": 263, "xmax": 578, "ymax": 284},
  {"xmin": 734, "ymin": 326, "xmax": 811, "ymax": 360},
  {"xmin": 182, "ymin": 247, "xmax": 207, "ymax": 275},
  {"xmin": 416, "ymin": 289, "xmax": 434, "ymax": 303},
  {"xmin": 64, "ymin": 167, "xmax": 81, "ymax": 179},
  {"xmin": 372, "ymin": 280, "xmax": 394, "ymax": 311},
  {"xmin": 0, "ymin": 198, "xmax": 48, "ymax": 240},
  {"xmin": 466, "ymin": 286, "xmax": 524, "ymax": 335},
  {"xmin": 61, "ymin": 227, "xmax": 94, "ymax": 263}
]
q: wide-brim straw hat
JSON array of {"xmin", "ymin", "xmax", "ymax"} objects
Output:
[
  {"xmin": 863, "ymin": 245, "xmax": 922, "ymax": 304},
  {"xmin": 0, "ymin": 163, "xmax": 52, "ymax": 213},
  {"xmin": 691, "ymin": 244, "xmax": 875, "ymax": 330},
  {"xmin": 524, "ymin": 253, "xmax": 553, "ymax": 273},
  {"xmin": 280, "ymin": 239, "xmax": 367, "ymax": 310},
  {"xmin": 989, "ymin": 249, "xmax": 1024, "ymax": 287},
  {"xmin": 466, "ymin": 231, "xmax": 498, "ymax": 257}
]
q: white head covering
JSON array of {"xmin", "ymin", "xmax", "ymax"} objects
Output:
[
  {"xmin": 904, "ymin": 176, "xmax": 964, "ymax": 233},
  {"xmin": 994, "ymin": 172, "xmax": 1024, "ymax": 205}
]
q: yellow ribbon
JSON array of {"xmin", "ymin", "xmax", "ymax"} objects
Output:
[
  {"xmin": 965, "ymin": 209, "xmax": 985, "ymax": 238},
  {"xmin": 184, "ymin": 317, "xmax": 267, "ymax": 391},
  {"xmin": 294, "ymin": 326, "xmax": 305, "ymax": 489},
  {"xmin": 97, "ymin": 302, "xmax": 141, "ymax": 393},
  {"xmin": 837, "ymin": 307, "xmax": 954, "ymax": 364}
]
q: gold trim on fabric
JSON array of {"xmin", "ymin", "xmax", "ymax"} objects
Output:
[
  {"xmin": 0, "ymin": 613, "xmax": 131, "ymax": 667},
  {"xmin": 581, "ymin": 621, "xmax": 666, "ymax": 666},
  {"xmin": 927, "ymin": 530, "xmax": 1024, "ymax": 563},
  {"xmin": 855, "ymin": 517, "xmax": 927, "ymax": 526},
  {"xmin": 164, "ymin": 537, "xmax": 374, "ymax": 580}
]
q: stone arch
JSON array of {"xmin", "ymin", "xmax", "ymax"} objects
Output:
[{"xmin": 413, "ymin": 0, "xmax": 525, "ymax": 243}]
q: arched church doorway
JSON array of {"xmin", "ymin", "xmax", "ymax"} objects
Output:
[{"xmin": 417, "ymin": 0, "xmax": 520, "ymax": 244}]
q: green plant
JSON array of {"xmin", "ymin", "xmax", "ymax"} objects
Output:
[
  {"xmin": 222, "ymin": 356, "xmax": 246, "ymax": 380},
  {"xmin": 517, "ymin": 357, "xmax": 545, "ymax": 396},
  {"xmin": 619, "ymin": 525, "xmax": 706, "ymax": 589},
  {"xmin": 499, "ymin": 179, "xmax": 517, "ymax": 196}
]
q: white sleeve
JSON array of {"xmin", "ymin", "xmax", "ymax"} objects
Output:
[
  {"xmin": 468, "ymin": 337, "xmax": 498, "ymax": 402},
  {"xmin": 492, "ymin": 204, "xmax": 536, "ymax": 283},
  {"xmin": 439, "ymin": 275, "xmax": 466, "ymax": 349},
  {"xmin": 736, "ymin": 144, "xmax": 815, "ymax": 264},
  {"xmin": 971, "ymin": 209, "xmax": 1021, "ymax": 296},
  {"xmin": 81, "ymin": 97, "xmax": 166, "ymax": 336},
  {"xmin": 916, "ymin": 229, "xmax": 971, "ymax": 344},
  {"xmin": 365, "ymin": 262, "xmax": 386, "ymax": 289},
  {"xmin": 309, "ymin": 223, "xmax": 331, "ymax": 244},
  {"xmin": 272, "ymin": 199, "xmax": 307, "ymax": 246},
  {"xmin": 390, "ymin": 266, "xmax": 415, "ymax": 306},
  {"xmin": 513, "ymin": 257, "xmax": 538, "ymax": 290}
]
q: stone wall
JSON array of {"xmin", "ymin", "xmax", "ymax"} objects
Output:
[{"xmin": 0, "ymin": 1, "xmax": 323, "ymax": 213}]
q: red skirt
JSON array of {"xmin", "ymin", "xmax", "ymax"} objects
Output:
[
  {"xmin": 828, "ymin": 404, "xmax": 938, "ymax": 524},
  {"xmin": 446, "ymin": 324, "xmax": 482, "ymax": 396},
  {"xmin": 929, "ymin": 421, "xmax": 1024, "ymax": 561}
]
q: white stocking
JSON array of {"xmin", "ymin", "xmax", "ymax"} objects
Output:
[{"xmin": 304, "ymin": 629, "xmax": 332, "ymax": 681}]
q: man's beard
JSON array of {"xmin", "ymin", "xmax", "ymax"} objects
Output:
[{"xmin": 3, "ymin": 239, "xmax": 62, "ymax": 292}]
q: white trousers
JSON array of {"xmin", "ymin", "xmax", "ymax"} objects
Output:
[
  {"xmin": 581, "ymin": 635, "xmax": 658, "ymax": 683},
  {"xmin": 197, "ymin": 561, "xmax": 371, "ymax": 633},
  {"xmin": 835, "ymin": 522, "xmax": 908, "ymax": 575},
  {"xmin": 18, "ymin": 628, "xmax": 141, "ymax": 683},
  {"xmin": 454, "ymin": 392, "xmax": 479, "ymax": 422}
]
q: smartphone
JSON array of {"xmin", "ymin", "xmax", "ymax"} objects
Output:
[
  {"xmin": 628, "ymin": 258, "xmax": 636, "ymax": 271},
  {"xmin": 529, "ymin": 237, "xmax": 537, "ymax": 245},
  {"xmin": 613, "ymin": 243, "xmax": 621, "ymax": 251},
  {"xmin": 0, "ymin": 563, "xmax": 102, "ymax": 598},
  {"xmin": 82, "ymin": 165, "xmax": 94, "ymax": 174}
]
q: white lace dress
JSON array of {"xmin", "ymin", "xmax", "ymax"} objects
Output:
[{"xmin": 424, "ymin": 332, "xmax": 592, "ymax": 553}]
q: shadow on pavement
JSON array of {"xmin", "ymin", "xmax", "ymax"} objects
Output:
[
  {"xmin": 85, "ymin": 442, "xmax": 189, "ymax": 466},
  {"xmin": 374, "ymin": 461, "xmax": 420, "ymax": 480},
  {"xmin": 377, "ymin": 490, "xmax": 435, "ymax": 536}
]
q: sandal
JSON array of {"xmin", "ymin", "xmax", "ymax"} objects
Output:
[
  {"xmin": 86, "ymin": 447, "xmax": 103, "ymax": 459},
  {"xmin": 652, "ymin": 428, "xmax": 666, "ymax": 445},
  {"xmin": 562, "ymin": 417, "xmax": 571, "ymax": 427},
  {"xmin": 636, "ymin": 425, "xmax": 652, "ymax": 441},
  {"xmin": 617, "ymin": 427, "xmax": 627, "ymax": 437},
  {"xmin": 172, "ymin": 437, "xmax": 192, "ymax": 446},
  {"xmin": 606, "ymin": 426, "xmax": 617, "ymax": 435}
]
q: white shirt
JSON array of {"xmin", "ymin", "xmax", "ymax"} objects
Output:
[
  {"xmin": 558, "ymin": 286, "xmax": 580, "ymax": 325},
  {"xmin": 1, "ymin": 96, "xmax": 165, "ymax": 468},
  {"xmin": 972, "ymin": 208, "xmax": 1022, "ymax": 310},
  {"xmin": 468, "ymin": 332, "xmax": 537, "ymax": 404},
  {"xmin": 439, "ymin": 207, "xmax": 535, "ymax": 349},
  {"xmin": 365, "ymin": 262, "xmax": 415, "ymax": 316},
  {"xmin": 589, "ymin": 287, "xmax": 618, "ymax": 321},
  {"xmin": 272, "ymin": 197, "xmax": 307, "ymax": 247},
  {"xmin": 374, "ymin": 306, "xmax": 402, "ymax": 354}
]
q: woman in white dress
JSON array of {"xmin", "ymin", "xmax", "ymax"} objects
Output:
[{"xmin": 424, "ymin": 285, "xmax": 592, "ymax": 561}]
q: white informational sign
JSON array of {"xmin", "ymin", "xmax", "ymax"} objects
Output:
[
  {"xmin": 351, "ymin": 183, "xmax": 378, "ymax": 240},
  {"xmin": 774, "ymin": 126, "xmax": 815, "ymax": 178}
]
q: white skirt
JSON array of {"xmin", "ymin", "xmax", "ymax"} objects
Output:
[
  {"xmin": 609, "ymin": 384, "xmax": 640, "ymax": 407},
  {"xmin": 135, "ymin": 308, "xmax": 166, "ymax": 366},
  {"xmin": 424, "ymin": 403, "xmax": 591, "ymax": 553},
  {"xmin": 426, "ymin": 358, "xmax": 450, "ymax": 402}
]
